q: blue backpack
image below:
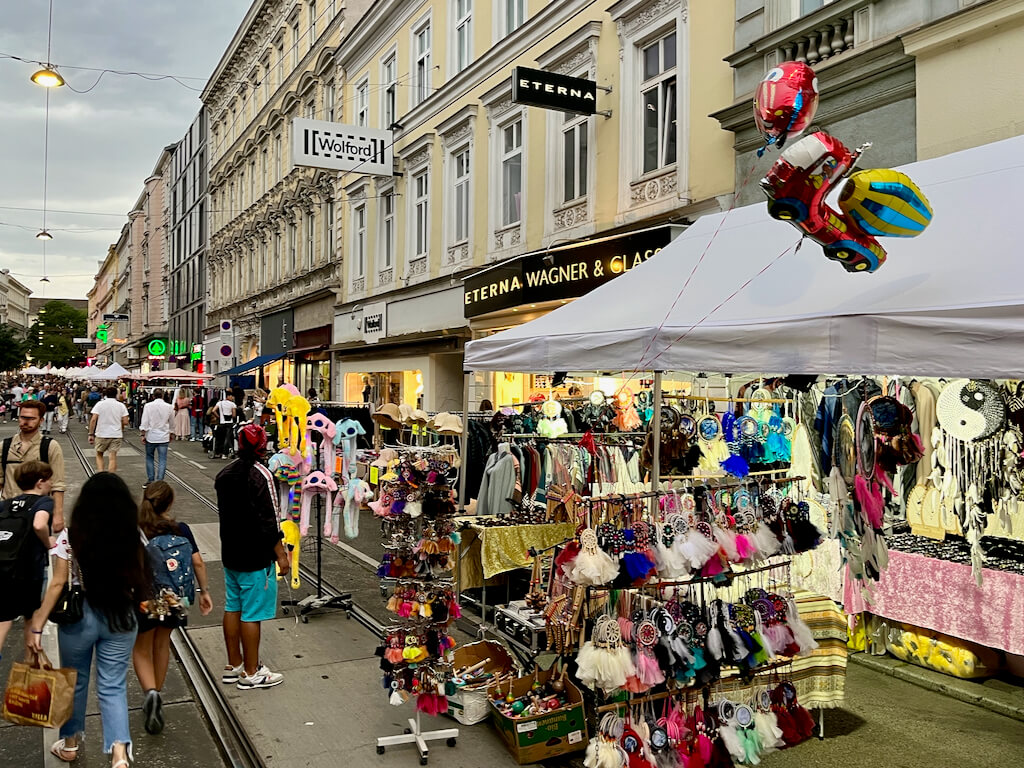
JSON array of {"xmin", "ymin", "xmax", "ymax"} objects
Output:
[{"xmin": 145, "ymin": 533, "xmax": 195, "ymax": 605}]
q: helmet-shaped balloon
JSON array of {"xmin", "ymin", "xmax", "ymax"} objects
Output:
[
  {"xmin": 753, "ymin": 62, "xmax": 819, "ymax": 151},
  {"xmin": 838, "ymin": 169, "xmax": 933, "ymax": 238}
]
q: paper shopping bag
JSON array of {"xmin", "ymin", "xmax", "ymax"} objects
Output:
[{"xmin": 2, "ymin": 649, "xmax": 77, "ymax": 728}]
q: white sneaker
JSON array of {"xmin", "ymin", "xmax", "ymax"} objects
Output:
[
  {"xmin": 237, "ymin": 665, "xmax": 284, "ymax": 690},
  {"xmin": 221, "ymin": 663, "xmax": 244, "ymax": 684}
]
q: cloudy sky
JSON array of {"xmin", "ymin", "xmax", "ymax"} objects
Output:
[{"xmin": 0, "ymin": 0, "xmax": 250, "ymax": 301}]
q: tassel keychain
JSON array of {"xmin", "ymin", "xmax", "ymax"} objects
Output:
[{"xmin": 570, "ymin": 529, "xmax": 620, "ymax": 586}]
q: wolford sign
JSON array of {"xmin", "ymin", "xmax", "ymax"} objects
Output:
[
  {"xmin": 463, "ymin": 226, "xmax": 682, "ymax": 318},
  {"xmin": 291, "ymin": 118, "xmax": 393, "ymax": 176},
  {"xmin": 511, "ymin": 66, "xmax": 597, "ymax": 116}
]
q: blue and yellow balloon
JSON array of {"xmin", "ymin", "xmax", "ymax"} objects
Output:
[{"xmin": 839, "ymin": 169, "xmax": 933, "ymax": 239}]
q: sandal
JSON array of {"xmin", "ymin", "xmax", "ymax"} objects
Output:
[{"xmin": 50, "ymin": 739, "xmax": 79, "ymax": 762}]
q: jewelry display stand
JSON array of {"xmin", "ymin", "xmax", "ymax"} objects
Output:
[{"xmin": 375, "ymin": 710, "xmax": 458, "ymax": 765}]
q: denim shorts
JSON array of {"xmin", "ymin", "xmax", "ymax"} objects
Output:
[{"xmin": 223, "ymin": 565, "xmax": 278, "ymax": 622}]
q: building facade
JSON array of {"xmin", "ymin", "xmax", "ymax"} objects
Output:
[
  {"xmin": 0, "ymin": 270, "xmax": 32, "ymax": 332},
  {"xmin": 709, "ymin": 0, "xmax": 1009, "ymax": 205},
  {"xmin": 202, "ymin": 0, "xmax": 372, "ymax": 392},
  {"xmin": 329, "ymin": 0, "xmax": 735, "ymax": 410},
  {"xmin": 168, "ymin": 110, "xmax": 209, "ymax": 371},
  {"xmin": 86, "ymin": 245, "xmax": 120, "ymax": 366}
]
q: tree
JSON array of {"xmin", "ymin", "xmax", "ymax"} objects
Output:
[
  {"xmin": 26, "ymin": 300, "xmax": 87, "ymax": 368},
  {"xmin": 0, "ymin": 325, "xmax": 28, "ymax": 372}
]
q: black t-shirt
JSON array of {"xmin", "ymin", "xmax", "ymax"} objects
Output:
[
  {"xmin": 215, "ymin": 458, "xmax": 282, "ymax": 572},
  {"xmin": 42, "ymin": 394, "xmax": 59, "ymax": 411},
  {"xmin": 6, "ymin": 493, "xmax": 54, "ymax": 581}
]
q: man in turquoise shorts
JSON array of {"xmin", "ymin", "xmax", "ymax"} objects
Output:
[{"xmin": 215, "ymin": 424, "xmax": 290, "ymax": 690}]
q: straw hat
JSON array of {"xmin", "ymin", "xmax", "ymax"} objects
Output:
[
  {"xmin": 411, "ymin": 409, "xmax": 429, "ymax": 425},
  {"xmin": 432, "ymin": 412, "xmax": 463, "ymax": 435},
  {"xmin": 399, "ymin": 403, "xmax": 415, "ymax": 424},
  {"xmin": 372, "ymin": 403, "xmax": 403, "ymax": 430}
]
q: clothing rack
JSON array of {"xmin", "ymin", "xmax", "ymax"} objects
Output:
[
  {"xmin": 662, "ymin": 393, "xmax": 792, "ymax": 405},
  {"xmin": 582, "ymin": 559, "xmax": 791, "ymax": 592},
  {"xmin": 505, "ymin": 431, "xmax": 648, "ymax": 439},
  {"xmin": 660, "ymin": 472, "xmax": 806, "ymax": 484}
]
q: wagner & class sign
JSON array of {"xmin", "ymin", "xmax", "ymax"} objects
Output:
[
  {"xmin": 463, "ymin": 225, "xmax": 681, "ymax": 318},
  {"xmin": 511, "ymin": 66, "xmax": 597, "ymax": 115}
]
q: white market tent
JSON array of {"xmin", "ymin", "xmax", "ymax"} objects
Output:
[{"xmin": 464, "ymin": 134, "xmax": 1024, "ymax": 380}]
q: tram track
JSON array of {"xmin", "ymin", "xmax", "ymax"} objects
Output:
[{"xmin": 66, "ymin": 430, "xmax": 265, "ymax": 768}]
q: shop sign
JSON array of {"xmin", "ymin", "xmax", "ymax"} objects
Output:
[
  {"xmin": 291, "ymin": 118, "xmax": 393, "ymax": 176},
  {"xmin": 512, "ymin": 66, "xmax": 597, "ymax": 116},
  {"xmin": 362, "ymin": 301, "xmax": 387, "ymax": 344},
  {"xmin": 463, "ymin": 226, "xmax": 680, "ymax": 318}
]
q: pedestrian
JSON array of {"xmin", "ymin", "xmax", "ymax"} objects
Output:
[
  {"xmin": 0, "ymin": 460, "xmax": 55, "ymax": 660},
  {"xmin": 0, "ymin": 399, "xmax": 66, "ymax": 533},
  {"xmin": 41, "ymin": 389, "xmax": 59, "ymax": 435},
  {"xmin": 28, "ymin": 472, "xmax": 148, "ymax": 768},
  {"xmin": 172, "ymin": 388, "xmax": 191, "ymax": 440},
  {"xmin": 78, "ymin": 387, "xmax": 88, "ymax": 423},
  {"xmin": 56, "ymin": 391, "xmax": 70, "ymax": 433},
  {"xmin": 9, "ymin": 381, "xmax": 24, "ymax": 421},
  {"xmin": 89, "ymin": 387, "xmax": 130, "ymax": 474},
  {"xmin": 213, "ymin": 393, "xmax": 237, "ymax": 459},
  {"xmin": 189, "ymin": 389, "xmax": 207, "ymax": 441},
  {"xmin": 215, "ymin": 424, "xmax": 289, "ymax": 690},
  {"xmin": 140, "ymin": 389, "xmax": 174, "ymax": 487},
  {"xmin": 132, "ymin": 481, "xmax": 212, "ymax": 735}
]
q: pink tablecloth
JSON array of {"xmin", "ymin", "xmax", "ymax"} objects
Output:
[{"xmin": 843, "ymin": 549, "xmax": 1024, "ymax": 656}]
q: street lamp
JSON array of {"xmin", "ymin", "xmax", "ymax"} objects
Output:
[
  {"xmin": 31, "ymin": 68, "xmax": 64, "ymax": 88},
  {"xmin": 36, "ymin": 229, "xmax": 53, "ymax": 240}
]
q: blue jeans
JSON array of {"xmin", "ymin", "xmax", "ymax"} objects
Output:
[
  {"xmin": 191, "ymin": 413, "xmax": 204, "ymax": 440},
  {"xmin": 145, "ymin": 441, "xmax": 168, "ymax": 481},
  {"xmin": 58, "ymin": 601, "xmax": 137, "ymax": 752}
]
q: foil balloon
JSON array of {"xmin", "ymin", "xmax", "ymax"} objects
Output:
[
  {"xmin": 839, "ymin": 168, "xmax": 933, "ymax": 238},
  {"xmin": 753, "ymin": 61, "xmax": 819, "ymax": 154}
]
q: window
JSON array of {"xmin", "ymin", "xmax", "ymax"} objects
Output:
[
  {"xmin": 249, "ymin": 159, "xmax": 257, "ymax": 202},
  {"xmin": 274, "ymin": 134, "xmax": 282, "ymax": 180},
  {"xmin": 276, "ymin": 40, "xmax": 284, "ymax": 85},
  {"xmin": 454, "ymin": 0, "xmax": 472, "ymax": 73},
  {"xmin": 382, "ymin": 55, "xmax": 397, "ymax": 128},
  {"xmin": 641, "ymin": 32, "xmax": 677, "ymax": 174},
  {"xmin": 412, "ymin": 171, "xmax": 429, "ymax": 258},
  {"xmin": 260, "ymin": 239, "xmax": 268, "ymax": 286},
  {"xmin": 274, "ymin": 232, "xmax": 282, "ymax": 282},
  {"xmin": 325, "ymin": 200, "xmax": 335, "ymax": 262},
  {"xmin": 452, "ymin": 148, "xmax": 470, "ymax": 243},
  {"xmin": 305, "ymin": 210, "xmax": 315, "ymax": 269},
  {"xmin": 262, "ymin": 56, "xmax": 270, "ymax": 103},
  {"xmin": 562, "ymin": 110, "xmax": 589, "ymax": 203},
  {"xmin": 382, "ymin": 192, "xmax": 393, "ymax": 270},
  {"xmin": 326, "ymin": 80, "xmax": 336, "ymax": 121},
  {"xmin": 309, "ymin": 0, "xmax": 317, "ymax": 39},
  {"xmin": 288, "ymin": 221, "xmax": 297, "ymax": 273},
  {"xmin": 304, "ymin": 100, "xmax": 315, "ymax": 120},
  {"xmin": 239, "ymin": 167, "xmax": 246, "ymax": 208},
  {"xmin": 412, "ymin": 22, "xmax": 432, "ymax": 107},
  {"xmin": 504, "ymin": 0, "xmax": 525, "ymax": 34},
  {"xmin": 292, "ymin": 20, "xmax": 300, "ymax": 67},
  {"xmin": 356, "ymin": 80, "xmax": 369, "ymax": 126},
  {"xmin": 353, "ymin": 204, "xmax": 366, "ymax": 278},
  {"xmin": 500, "ymin": 120, "xmax": 522, "ymax": 226},
  {"xmin": 261, "ymin": 148, "xmax": 268, "ymax": 191}
]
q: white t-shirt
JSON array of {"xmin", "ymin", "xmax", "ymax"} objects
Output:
[
  {"xmin": 91, "ymin": 397, "xmax": 129, "ymax": 438},
  {"xmin": 140, "ymin": 399, "xmax": 175, "ymax": 443},
  {"xmin": 11, "ymin": 386, "xmax": 24, "ymax": 400},
  {"xmin": 217, "ymin": 400, "xmax": 237, "ymax": 424},
  {"xmin": 53, "ymin": 530, "xmax": 80, "ymax": 586}
]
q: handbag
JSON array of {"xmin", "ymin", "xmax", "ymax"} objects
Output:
[
  {"xmin": 50, "ymin": 559, "xmax": 84, "ymax": 626},
  {"xmin": 2, "ymin": 649, "xmax": 77, "ymax": 728}
]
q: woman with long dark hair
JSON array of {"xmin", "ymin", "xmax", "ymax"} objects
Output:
[
  {"xmin": 29, "ymin": 472, "xmax": 150, "ymax": 768},
  {"xmin": 132, "ymin": 481, "xmax": 212, "ymax": 734}
]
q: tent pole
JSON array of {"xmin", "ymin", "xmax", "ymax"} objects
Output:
[
  {"xmin": 458, "ymin": 370, "xmax": 471, "ymax": 512},
  {"xmin": 651, "ymin": 371, "xmax": 663, "ymax": 512}
]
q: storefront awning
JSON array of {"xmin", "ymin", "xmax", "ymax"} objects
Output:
[{"xmin": 216, "ymin": 353, "xmax": 285, "ymax": 377}]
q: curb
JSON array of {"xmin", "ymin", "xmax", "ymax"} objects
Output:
[{"xmin": 849, "ymin": 652, "xmax": 1024, "ymax": 723}]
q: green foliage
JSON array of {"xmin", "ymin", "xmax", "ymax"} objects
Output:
[
  {"xmin": 26, "ymin": 300, "xmax": 88, "ymax": 367},
  {"xmin": 0, "ymin": 325, "xmax": 28, "ymax": 373}
]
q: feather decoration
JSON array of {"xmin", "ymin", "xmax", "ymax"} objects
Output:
[
  {"xmin": 754, "ymin": 710, "xmax": 784, "ymax": 753},
  {"xmin": 713, "ymin": 525, "xmax": 741, "ymax": 562},
  {"xmin": 855, "ymin": 474, "xmax": 885, "ymax": 530},
  {"xmin": 720, "ymin": 454, "xmax": 750, "ymax": 478},
  {"xmin": 718, "ymin": 723, "xmax": 745, "ymax": 762},
  {"xmin": 677, "ymin": 529, "xmax": 720, "ymax": 570},
  {"xmin": 786, "ymin": 597, "xmax": 819, "ymax": 655}
]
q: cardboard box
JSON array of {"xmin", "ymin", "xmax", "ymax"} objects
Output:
[
  {"xmin": 446, "ymin": 641, "xmax": 517, "ymax": 726},
  {"xmin": 488, "ymin": 668, "xmax": 588, "ymax": 764}
]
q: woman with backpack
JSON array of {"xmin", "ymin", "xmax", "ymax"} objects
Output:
[
  {"xmin": 133, "ymin": 481, "xmax": 212, "ymax": 735},
  {"xmin": 28, "ymin": 472, "xmax": 149, "ymax": 768}
]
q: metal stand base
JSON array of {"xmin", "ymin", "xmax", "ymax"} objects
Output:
[
  {"xmin": 281, "ymin": 592, "xmax": 352, "ymax": 623},
  {"xmin": 376, "ymin": 712, "xmax": 459, "ymax": 765}
]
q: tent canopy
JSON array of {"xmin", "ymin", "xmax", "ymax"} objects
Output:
[
  {"xmin": 141, "ymin": 368, "xmax": 211, "ymax": 381},
  {"xmin": 216, "ymin": 353, "xmax": 285, "ymax": 378},
  {"xmin": 464, "ymin": 134, "xmax": 1024, "ymax": 379}
]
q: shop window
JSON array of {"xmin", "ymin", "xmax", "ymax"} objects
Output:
[
  {"xmin": 356, "ymin": 78, "xmax": 369, "ymax": 126},
  {"xmin": 412, "ymin": 20, "xmax": 432, "ymax": 107},
  {"xmin": 353, "ymin": 202, "xmax": 367, "ymax": 278},
  {"xmin": 381, "ymin": 190, "xmax": 395, "ymax": 269},
  {"xmin": 453, "ymin": 0, "xmax": 472, "ymax": 73},
  {"xmin": 500, "ymin": 119, "xmax": 522, "ymax": 227},
  {"xmin": 412, "ymin": 170, "xmax": 429, "ymax": 259},
  {"xmin": 451, "ymin": 147, "xmax": 470, "ymax": 244},
  {"xmin": 640, "ymin": 32, "xmax": 677, "ymax": 175},
  {"xmin": 382, "ymin": 54, "xmax": 397, "ymax": 127},
  {"xmin": 562, "ymin": 109, "xmax": 589, "ymax": 203}
]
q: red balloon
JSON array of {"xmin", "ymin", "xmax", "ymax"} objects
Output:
[{"xmin": 753, "ymin": 62, "xmax": 819, "ymax": 151}]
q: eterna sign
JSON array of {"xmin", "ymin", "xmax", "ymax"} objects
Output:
[
  {"xmin": 511, "ymin": 66, "xmax": 597, "ymax": 116},
  {"xmin": 291, "ymin": 118, "xmax": 393, "ymax": 176}
]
